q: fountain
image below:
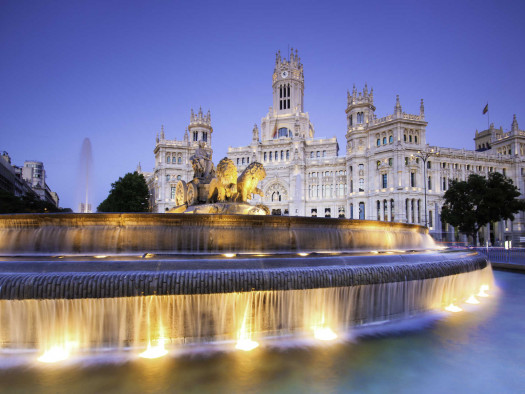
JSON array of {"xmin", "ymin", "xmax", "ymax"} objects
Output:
[
  {"xmin": 0, "ymin": 153, "xmax": 493, "ymax": 362},
  {"xmin": 76, "ymin": 138, "xmax": 93, "ymax": 213}
]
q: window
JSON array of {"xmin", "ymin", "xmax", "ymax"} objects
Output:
[
  {"xmin": 383, "ymin": 137, "xmax": 387, "ymax": 145},
  {"xmin": 377, "ymin": 139, "xmax": 381, "ymax": 147},
  {"xmin": 202, "ymin": 132, "xmax": 208, "ymax": 142},
  {"xmin": 390, "ymin": 199, "xmax": 395, "ymax": 222},
  {"xmin": 404, "ymin": 134, "xmax": 407, "ymax": 142},
  {"xmin": 382, "ymin": 174, "xmax": 388, "ymax": 188},
  {"xmin": 242, "ymin": 158, "xmax": 245, "ymax": 165},
  {"xmin": 377, "ymin": 200, "xmax": 381, "ymax": 221},
  {"xmin": 310, "ymin": 152, "xmax": 314, "ymax": 158},
  {"xmin": 389, "ymin": 135, "xmax": 393, "ymax": 143},
  {"xmin": 414, "ymin": 135, "xmax": 418, "ymax": 143},
  {"xmin": 281, "ymin": 151, "xmax": 284, "ymax": 160},
  {"xmin": 286, "ymin": 150, "xmax": 290, "ymax": 160},
  {"xmin": 410, "ymin": 172, "xmax": 416, "ymax": 187},
  {"xmin": 350, "ymin": 203, "xmax": 354, "ymax": 219},
  {"xmin": 427, "ymin": 161, "xmax": 431, "ymax": 169},
  {"xmin": 317, "ymin": 151, "xmax": 320, "ymax": 157},
  {"xmin": 322, "ymin": 150, "xmax": 326, "ymax": 157},
  {"xmin": 178, "ymin": 156, "xmax": 182, "ymax": 164},
  {"xmin": 269, "ymin": 152, "xmax": 272, "ymax": 161},
  {"xmin": 193, "ymin": 131, "xmax": 198, "ymax": 142},
  {"xmin": 359, "ymin": 178, "xmax": 364, "ymax": 192},
  {"xmin": 166, "ymin": 175, "xmax": 170, "ymax": 181},
  {"xmin": 428, "ymin": 176, "xmax": 432, "ymax": 190},
  {"xmin": 166, "ymin": 156, "xmax": 170, "ymax": 164},
  {"xmin": 429, "ymin": 210, "xmax": 433, "ymax": 228},
  {"xmin": 264, "ymin": 152, "xmax": 267, "ymax": 161},
  {"xmin": 405, "ymin": 157, "xmax": 409, "ymax": 166},
  {"xmin": 177, "ymin": 175, "xmax": 181, "ymax": 180},
  {"xmin": 277, "ymin": 127, "xmax": 290, "ymax": 138},
  {"xmin": 311, "ymin": 208, "xmax": 317, "ymax": 217},
  {"xmin": 388, "ymin": 158, "xmax": 393, "ymax": 166},
  {"xmin": 409, "ymin": 135, "xmax": 412, "ymax": 142},
  {"xmin": 171, "ymin": 187, "xmax": 176, "ymax": 200},
  {"xmin": 247, "ymin": 157, "xmax": 250, "ymax": 163},
  {"xmin": 359, "ymin": 202, "xmax": 365, "ymax": 220},
  {"xmin": 338, "ymin": 207, "xmax": 345, "ymax": 218},
  {"xmin": 384, "ymin": 200, "xmax": 388, "ymax": 221},
  {"xmin": 237, "ymin": 158, "xmax": 240, "ymax": 165},
  {"xmin": 442, "ymin": 177, "xmax": 447, "ymax": 190}
]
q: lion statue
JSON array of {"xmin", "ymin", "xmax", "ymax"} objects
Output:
[
  {"xmin": 235, "ymin": 162, "xmax": 266, "ymax": 202},
  {"xmin": 207, "ymin": 157, "xmax": 238, "ymax": 202}
]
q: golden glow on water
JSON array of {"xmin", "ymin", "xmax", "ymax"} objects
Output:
[
  {"xmin": 465, "ymin": 295, "xmax": 480, "ymax": 304},
  {"xmin": 93, "ymin": 255, "xmax": 107, "ymax": 259},
  {"xmin": 223, "ymin": 253, "xmax": 236, "ymax": 258},
  {"xmin": 478, "ymin": 285, "xmax": 490, "ymax": 298},
  {"xmin": 313, "ymin": 326, "xmax": 338, "ymax": 341},
  {"xmin": 298, "ymin": 253, "xmax": 309, "ymax": 257},
  {"xmin": 445, "ymin": 304, "xmax": 462, "ymax": 313},
  {"xmin": 139, "ymin": 339, "xmax": 168, "ymax": 359},
  {"xmin": 235, "ymin": 301, "xmax": 259, "ymax": 352},
  {"xmin": 37, "ymin": 341, "xmax": 78, "ymax": 363}
]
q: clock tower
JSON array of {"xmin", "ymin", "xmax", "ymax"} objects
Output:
[{"xmin": 272, "ymin": 48, "xmax": 304, "ymax": 115}]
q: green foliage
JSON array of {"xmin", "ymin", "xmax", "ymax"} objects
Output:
[
  {"xmin": 441, "ymin": 172, "xmax": 525, "ymax": 244},
  {"xmin": 97, "ymin": 172, "xmax": 150, "ymax": 212},
  {"xmin": 0, "ymin": 190, "xmax": 66, "ymax": 213}
]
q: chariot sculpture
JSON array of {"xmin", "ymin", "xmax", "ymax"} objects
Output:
[{"xmin": 170, "ymin": 144, "xmax": 268, "ymax": 215}]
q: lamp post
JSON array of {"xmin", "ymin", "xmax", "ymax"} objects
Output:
[{"xmin": 415, "ymin": 148, "xmax": 438, "ymax": 228}]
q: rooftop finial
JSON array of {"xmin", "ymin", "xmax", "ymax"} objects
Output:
[
  {"xmin": 420, "ymin": 99, "xmax": 425, "ymax": 117},
  {"xmin": 395, "ymin": 95, "xmax": 402, "ymax": 114},
  {"xmin": 511, "ymin": 114, "xmax": 519, "ymax": 132},
  {"xmin": 160, "ymin": 124, "xmax": 165, "ymax": 140}
]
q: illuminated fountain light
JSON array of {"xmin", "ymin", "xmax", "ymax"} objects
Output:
[
  {"xmin": 223, "ymin": 253, "xmax": 236, "ymax": 258},
  {"xmin": 478, "ymin": 285, "xmax": 490, "ymax": 298},
  {"xmin": 297, "ymin": 253, "xmax": 309, "ymax": 257},
  {"xmin": 445, "ymin": 304, "xmax": 462, "ymax": 313},
  {"xmin": 139, "ymin": 338, "xmax": 168, "ymax": 359},
  {"xmin": 465, "ymin": 295, "xmax": 480, "ymax": 304},
  {"xmin": 37, "ymin": 341, "xmax": 78, "ymax": 363},
  {"xmin": 94, "ymin": 255, "xmax": 108, "ymax": 259},
  {"xmin": 235, "ymin": 301, "xmax": 259, "ymax": 352},
  {"xmin": 312, "ymin": 326, "xmax": 338, "ymax": 341}
]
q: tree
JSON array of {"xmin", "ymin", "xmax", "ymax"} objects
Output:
[
  {"xmin": 97, "ymin": 172, "xmax": 150, "ymax": 212},
  {"xmin": 441, "ymin": 172, "xmax": 525, "ymax": 245},
  {"xmin": 0, "ymin": 190, "xmax": 67, "ymax": 213}
]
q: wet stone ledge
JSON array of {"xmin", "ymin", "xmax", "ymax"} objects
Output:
[{"xmin": 0, "ymin": 256, "xmax": 488, "ymax": 300}]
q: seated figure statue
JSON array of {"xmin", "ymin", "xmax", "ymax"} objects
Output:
[
  {"xmin": 190, "ymin": 141, "xmax": 215, "ymax": 182},
  {"xmin": 207, "ymin": 157, "xmax": 238, "ymax": 203}
]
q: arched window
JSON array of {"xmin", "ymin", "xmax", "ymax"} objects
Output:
[
  {"xmin": 404, "ymin": 134, "xmax": 407, "ymax": 142},
  {"xmin": 359, "ymin": 178, "xmax": 364, "ymax": 192},
  {"xmin": 166, "ymin": 156, "xmax": 170, "ymax": 164},
  {"xmin": 237, "ymin": 158, "xmax": 240, "ymax": 165},
  {"xmin": 269, "ymin": 152, "xmax": 272, "ymax": 161},
  {"xmin": 316, "ymin": 151, "xmax": 320, "ymax": 157},
  {"xmin": 414, "ymin": 135, "xmax": 418, "ymax": 144},
  {"xmin": 277, "ymin": 127, "xmax": 290, "ymax": 138},
  {"xmin": 286, "ymin": 150, "xmax": 289, "ymax": 160},
  {"xmin": 242, "ymin": 158, "xmax": 245, "ymax": 164},
  {"xmin": 389, "ymin": 135, "xmax": 393, "ymax": 143},
  {"xmin": 178, "ymin": 156, "xmax": 182, "ymax": 164},
  {"xmin": 383, "ymin": 137, "xmax": 387, "ymax": 145},
  {"xmin": 409, "ymin": 135, "xmax": 412, "ymax": 142},
  {"xmin": 310, "ymin": 152, "xmax": 314, "ymax": 158},
  {"xmin": 349, "ymin": 115, "xmax": 353, "ymax": 126},
  {"xmin": 377, "ymin": 139, "xmax": 381, "ymax": 146},
  {"xmin": 202, "ymin": 132, "xmax": 208, "ymax": 142},
  {"xmin": 272, "ymin": 191, "xmax": 281, "ymax": 202}
]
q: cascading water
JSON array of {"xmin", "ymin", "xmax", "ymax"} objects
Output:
[{"xmin": 0, "ymin": 213, "xmax": 494, "ymax": 362}]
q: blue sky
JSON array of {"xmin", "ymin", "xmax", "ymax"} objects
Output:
[{"xmin": 1, "ymin": 0, "xmax": 524, "ymax": 210}]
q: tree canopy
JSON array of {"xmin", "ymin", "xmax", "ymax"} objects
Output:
[
  {"xmin": 97, "ymin": 172, "xmax": 150, "ymax": 212},
  {"xmin": 441, "ymin": 172, "xmax": 525, "ymax": 244},
  {"xmin": 0, "ymin": 190, "xmax": 69, "ymax": 214}
]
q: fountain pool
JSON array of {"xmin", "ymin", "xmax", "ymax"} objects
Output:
[{"xmin": 0, "ymin": 213, "xmax": 494, "ymax": 370}]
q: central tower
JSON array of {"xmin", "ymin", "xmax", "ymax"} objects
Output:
[{"xmin": 272, "ymin": 48, "xmax": 304, "ymax": 114}]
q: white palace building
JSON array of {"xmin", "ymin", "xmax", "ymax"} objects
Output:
[{"xmin": 141, "ymin": 49, "xmax": 525, "ymax": 246}]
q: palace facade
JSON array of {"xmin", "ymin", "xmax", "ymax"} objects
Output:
[{"xmin": 141, "ymin": 50, "xmax": 525, "ymax": 246}]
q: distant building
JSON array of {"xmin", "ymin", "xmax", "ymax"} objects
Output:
[
  {"xmin": 78, "ymin": 203, "xmax": 92, "ymax": 213},
  {"xmin": 0, "ymin": 153, "xmax": 59, "ymax": 208},
  {"xmin": 141, "ymin": 49, "xmax": 525, "ymax": 246}
]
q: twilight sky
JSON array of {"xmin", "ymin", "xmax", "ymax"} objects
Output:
[{"xmin": 1, "ymin": 0, "xmax": 524, "ymax": 210}]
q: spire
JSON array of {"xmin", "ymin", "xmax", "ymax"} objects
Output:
[
  {"xmin": 207, "ymin": 109, "xmax": 211, "ymax": 123},
  {"xmin": 369, "ymin": 88, "xmax": 374, "ymax": 104},
  {"xmin": 160, "ymin": 124, "xmax": 165, "ymax": 140},
  {"xmin": 184, "ymin": 127, "xmax": 189, "ymax": 143},
  {"xmin": 511, "ymin": 114, "xmax": 519, "ymax": 132},
  {"xmin": 276, "ymin": 50, "xmax": 281, "ymax": 65},
  {"xmin": 190, "ymin": 108, "xmax": 195, "ymax": 123},
  {"xmin": 156, "ymin": 133, "xmax": 159, "ymax": 143},
  {"xmin": 352, "ymin": 84, "xmax": 357, "ymax": 100},
  {"xmin": 198, "ymin": 106, "xmax": 203, "ymax": 121},
  {"xmin": 420, "ymin": 99, "xmax": 425, "ymax": 117},
  {"xmin": 347, "ymin": 89, "xmax": 351, "ymax": 105},
  {"xmin": 394, "ymin": 95, "xmax": 402, "ymax": 115},
  {"xmin": 364, "ymin": 83, "xmax": 368, "ymax": 98},
  {"xmin": 290, "ymin": 47, "xmax": 295, "ymax": 63},
  {"xmin": 136, "ymin": 162, "xmax": 142, "ymax": 173}
]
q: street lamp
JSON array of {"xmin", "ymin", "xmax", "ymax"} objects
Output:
[{"xmin": 414, "ymin": 148, "xmax": 438, "ymax": 228}]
